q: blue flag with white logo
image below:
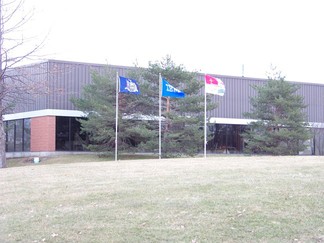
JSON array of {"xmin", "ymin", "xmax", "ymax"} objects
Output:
[
  {"xmin": 119, "ymin": 76, "xmax": 140, "ymax": 94},
  {"xmin": 162, "ymin": 79, "xmax": 185, "ymax": 98}
]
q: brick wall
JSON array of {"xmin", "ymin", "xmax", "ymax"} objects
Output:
[{"xmin": 30, "ymin": 116, "xmax": 56, "ymax": 152}]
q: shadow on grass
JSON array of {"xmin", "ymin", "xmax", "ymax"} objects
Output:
[{"xmin": 7, "ymin": 153, "xmax": 159, "ymax": 168}]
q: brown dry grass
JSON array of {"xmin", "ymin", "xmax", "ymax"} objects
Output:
[{"xmin": 0, "ymin": 155, "xmax": 323, "ymax": 242}]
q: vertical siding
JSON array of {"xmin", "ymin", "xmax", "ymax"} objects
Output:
[
  {"xmin": 200, "ymin": 73, "xmax": 324, "ymax": 123},
  {"xmin": 44, "ymin": 60, "xmax": 135, "ymax": 110},
  {"xmin": 204, "ymin": 75, "xmax": 265, "ymax": 119},
  {"xmin": 9, "ymin": 61, "xmax": 49, "ymax": 113},
  {"xmin": 8, "ymin": 60, "xmax": 324, "ymax": 124},
  {"xmin": 297, "ymin": 82, "xmax": 324, "ymax": 122}
]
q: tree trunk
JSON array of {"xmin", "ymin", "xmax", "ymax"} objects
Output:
[
  {"xmin": 0, "ymin": 0, "xmax": 5, "ymax": 168},
  {"xmin": 0, "ymin": 113, "xmax": 6, "ymax": 168}
]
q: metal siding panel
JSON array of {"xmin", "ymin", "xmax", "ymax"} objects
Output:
[
  {"xmin": 8, "ymin": 62, "xmax": 49, "ymax": 113},
  {"xmin": 7, "ymin": 60, "xmax": 324, "ymax": 124}
]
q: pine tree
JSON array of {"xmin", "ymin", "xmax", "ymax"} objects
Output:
[
  {"xmin": 73, "ymin": 56, "xmax": 215, "ymax": 158},
  {"xmin": 72, "ymin": 69, "xmax": 157, "ymax": 155},
  {"xmin": 243, "ymin": 74, "xmax": 311, "ymax": 155},
  {"xmin": 140, "ymin": 56, "xmax": 213, "ymax": 157}
]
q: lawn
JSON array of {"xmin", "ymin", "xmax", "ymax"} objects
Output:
[{"xmin": 0, "ymin": 156, "xmax": 323, "ymax": 242}]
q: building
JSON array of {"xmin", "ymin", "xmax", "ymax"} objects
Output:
[{"xmin": 4, "ymin": 60, "xmax": 324, "ymax": 157}]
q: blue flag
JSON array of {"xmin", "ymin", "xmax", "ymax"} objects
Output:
[
  {"xmin": 162, "ymin": 79, "xmax": 185, "ymax": 98},
  {"xmin": 119, "ymin": 76, "xmax": 140, "ymax": 94}
]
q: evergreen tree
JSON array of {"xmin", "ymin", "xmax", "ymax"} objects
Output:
[
  {"xmin": 73, "ymin": 56, "xmax": 215, "ymax": 157},
  {"xmin": 72, "ymin": 69, "xmax": 157, "ymax": 154},
  {"xmin": 140, "ymin": 56, "xmax": 214, "ymax": 157},
  {"xmin": 243, "ymin": 74, "xmax": 311, "ymax": 155}
]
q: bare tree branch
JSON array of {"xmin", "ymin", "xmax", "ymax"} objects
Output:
[{"xmin": 0, "ymin": 0, "xmax": 48, "ymax": 168}]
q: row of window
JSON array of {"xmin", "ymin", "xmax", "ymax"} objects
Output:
[
  {"xmin": 5, "ymin": 118, "xmax": 318, "ymax": 155},
  {"xmin": 4, "ymin": 118, "xmax": 247, "ymax": 153},
  {"xmin": 5, "ymin": 117, "xmax": 86, "ymax": 152}
]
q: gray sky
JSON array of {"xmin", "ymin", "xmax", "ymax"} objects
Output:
[{"xmin": 21, "ymin": 0, "xmax": 324, "ymax": 83}]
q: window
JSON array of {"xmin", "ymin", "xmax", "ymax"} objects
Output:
[
  {"xmin": 5, "ymin": 118, "xmax": 31, "ymax": 152},
  {"xmin": 23, "ymin": 119, "xmax": 31, "ymax": 151},
  {"xmin": 207, "ymin": 124, "xmax": 247, "ymax": 153},
  {"xmin": 56, "ymin": 117, "xmax": 86, "ymax": 151}
]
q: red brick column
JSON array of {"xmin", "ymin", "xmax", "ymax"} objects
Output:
[{"xmin": 30, "ymin": 116, "xmax": 56, "ymax": 152}]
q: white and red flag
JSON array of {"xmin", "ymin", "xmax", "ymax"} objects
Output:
[{"xmin": 205, "ymin": 74, "xmax": 225, "ymax": 96}]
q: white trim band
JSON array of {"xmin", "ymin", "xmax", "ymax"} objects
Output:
[
  {"xmin": 209, "ymin": 117, "xmax": 256, "ymax": 125},
  {"xmin": 3, "ymin": 109, "xmax": 86, "ymax": 121},
  {"xmin": 209, "ymin": 117, "xmax": 324, "ymax": 128}
]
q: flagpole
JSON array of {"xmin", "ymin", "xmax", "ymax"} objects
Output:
[
  {"xmin": 204, "ymin": 76, "xmax": 207, "ymax": 158},
  {"xmin": 158, "ymin": 73, "xmax": 162, "ymax": 159},
  {"xmin": 115, "ymin": 72, "xmax": 119, "ymax": 161}
]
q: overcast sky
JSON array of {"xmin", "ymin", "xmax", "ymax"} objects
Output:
[{"xmin": 19, "ymin": 0, "xmax": 324, "ymax": 83}]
